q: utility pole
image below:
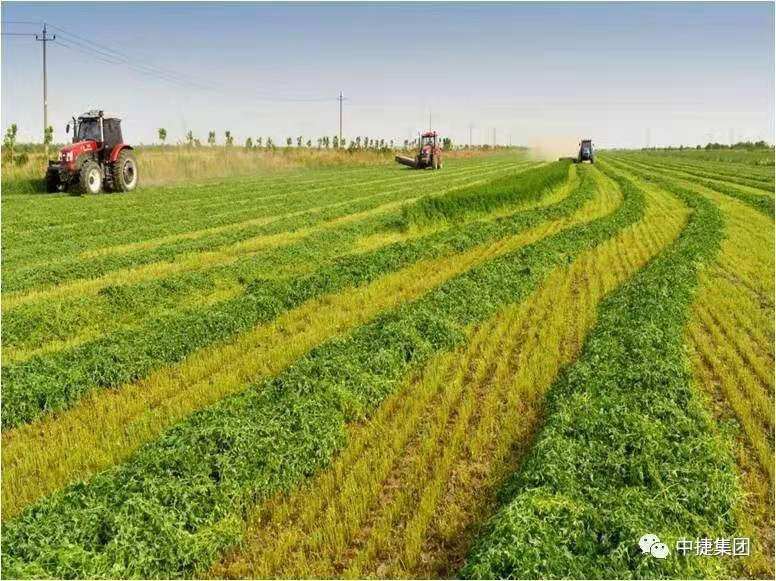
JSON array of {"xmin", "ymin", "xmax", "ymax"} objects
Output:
[
  {"xmin": 35, "ymin": 23, "xmax": 56, "ymax": 159},
  {"xmin": 337, "ymin": 91, "xmax": 345, "ymax": 148},
  {"xmin": 492, "ymin": 128, "xmax": 496, "ymax": 148},
  {"xmin": 428, "ymin": 110, "xmax": 432, "ymax": 132}
]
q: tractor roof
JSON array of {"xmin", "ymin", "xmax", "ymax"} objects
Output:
[
  {"xmin": 79, "ymin": 110, "xmax": 121, "ymax": 120},
  {"xmin": 421, "ymin": 131, "xmax": 437, "ymax": 138}
]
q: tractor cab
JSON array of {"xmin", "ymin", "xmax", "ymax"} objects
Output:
[
  {"xmin": 420, "ymin": 131, "xmax": 438, "ymax": 149},
  {"xmin": 418, "ymin": 131, "xmax": 441, "ymax": 168},
  {"xmin": 578, "ymin": 139, "xmax": 594, "ymax": 163},
  {"xmin": 67, "ymin": 110, "xmax": 124, "ymax": 150}
]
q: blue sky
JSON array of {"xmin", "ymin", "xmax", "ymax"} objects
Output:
[{"xmin": 2, "ymin": 1, "xmax": 774, "ymax": 149}]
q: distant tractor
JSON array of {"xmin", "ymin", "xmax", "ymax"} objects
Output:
[
  {"xmin": 395, "ymin": 131, "xmax": 443, "ymax": 170},
  {"xmin": 577, "ymin": 139, "xmax": 594, "ymax": 164},
  {"xmin": 46, "ymin": 110, "xmax": 138, "ymax": 194}
]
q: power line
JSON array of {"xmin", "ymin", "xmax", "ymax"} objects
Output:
[{"xmin": 47, "ymin": 22, "xmax": 336, "ymax": 103}]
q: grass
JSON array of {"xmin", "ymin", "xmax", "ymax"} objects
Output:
[
  {"xmin": 2, "ymin": 145, "xmax": 499, "ymax": 193},
  {"xmin": 619, "ymin": 154, "xmax": 774, "ymax": 217},
  {"xmin": 606, "ymin": 154, "xmax": 774, "ymax": 578},
  {"xmin": 2, "ymin": 163, "xmax": 645, "ymax": 578},
  {"xmin": 2, "ymin": 160, "xmax": 576, "ymax": 513},
  {"xmin": 401, "ymin": 160, "xmax": 568, "ymax": 227},
  {"xmin": 3, "ymin": 160, "xmax": 541, "ymax": 430},
  {"xmin": 461, "ymin": 159, "xmax": 738, "ymax": 579},
  {"xmin": 2, "ymin": 147, "xmax": 773, "ymax": 579},
  {"xmin": 213, "ymin": 162, "xmax": 689, "ymax": 579}
]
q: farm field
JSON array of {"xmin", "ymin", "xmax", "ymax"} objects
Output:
[{"xmin": 1, "ymin": 149, "xmax": 773, "ymax": 579}]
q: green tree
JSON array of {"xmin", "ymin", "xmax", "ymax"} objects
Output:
[
  {"xmin": 333, "ymin": 135, "xmax": 339, "ymax": 149},
  {"xmin": 245, "ymin": 137, "xmax": 253, "ymax": 149},
  {"xmin": 44, "ymin": 125, "xmax": 54, "ymax": 147},
  {"xmin": 257, "ymin": 137, "xmax": 263, "ymax": 148},
  {"xmin": 306, "ymin": 139, "xmax": 312, "ymax": 148},
  {"xmin": 225, "ymin": 130, "xmax": 234, "ymax": 146},
  {"xmin": 157, "ymin": 128, "xmax": 167, "ymax": 145},
  {"xmin": 442, "ymin": 137, "xmax": 452, "ymax": 150},
  {"xmin": 297, "ymin": 136, "xmax": 303, "ymax": 147},
  {"xmin": 3, "ymin": 123, "xmax": 18, "ymax": 161},
  {"xmin": 186, "ymin": 130, "xmax": 194, "ymax": 147},
  {"xmin": 208, "ymin": 131, "xmax": 216, "ymax": 146},
  {"xmin": 286, "ymin": 137, "xmax": 293, "ymax": 147},
  {"xmin": 266, "ymin": 137, "xmax": 274, "ymax": 150}
]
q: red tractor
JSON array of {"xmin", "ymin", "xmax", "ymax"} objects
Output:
[
  {"xmin": 395, "ymin": 131, "xmax": 443, "ymax": 170},
  {"xmin": 46, "ymin": 110, "xmax": 138, "ymax": 194}
]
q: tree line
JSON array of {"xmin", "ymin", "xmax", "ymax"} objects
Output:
[{"xmin": 157, "ymin": 128, "xmax": 455, "ymax": 152}]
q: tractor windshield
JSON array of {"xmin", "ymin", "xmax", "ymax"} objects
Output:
[{"xmin": 77, "ymin": 119, "xmax": 101, "ymax": 141}]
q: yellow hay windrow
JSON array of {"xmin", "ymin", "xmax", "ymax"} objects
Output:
[
  {"xmin": 212, "ymin": 162, "xmax": 690, "ymax": 579},
  {"xmin": 2, "ymin": 165, "xmax": 617, "ymax": 519}
]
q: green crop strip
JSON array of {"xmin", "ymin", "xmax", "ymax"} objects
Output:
[
  {"xmin": 616, "ymin": 155, "xmax": 775, "ymax": 218},
  {"xmin": 402, "ymin": 161, "xmax": 567, "ymax": 227},
  {"xmin": 1, "ymin": 163, "xmax": 578, "ymax": 429},
  {"xmin": 1, "ymin": 166, "xmax": 644, "ymax": 578},
  {"xmin": 1, "ymin": 160, "xmax": 484, "ymax": 272},
  {"xmin": 611, "ymin": 153, "xmax": 774, "ymax": 191},
  {"xmin": 4, "ymin": 163, "xmax": 529, "ymax": 351},
  {"xmin": 461, "ymin": 167, "xmax": 740, "ymax": 579},
  {"xmin": 3, "ymin": 158, "xmax": 517, "ymax": 269},
  {"xmin": 3, "ymin": 161, "xmax": 521, "ymax": 293}
]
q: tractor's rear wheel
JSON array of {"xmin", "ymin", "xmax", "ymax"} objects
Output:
[
  {"xmin": 111, "ymin": 150, "xmax": 139, "ymax": 192},
  {"xmin": 78, "ymin": 161, "xmax": 103, "ymax": 195}
]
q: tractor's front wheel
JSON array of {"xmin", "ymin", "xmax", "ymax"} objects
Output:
[
  {"xmin": 111, "ymin": 150, "xmax": 139, "ymax": 192},
  {"xmin": 78, "ymin": 161, "xmax": 103, "ymax": 195}
]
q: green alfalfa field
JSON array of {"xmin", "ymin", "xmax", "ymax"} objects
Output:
[{"xmin": 1, "ymin": 147, "xmax": 773, "ymax": 579}]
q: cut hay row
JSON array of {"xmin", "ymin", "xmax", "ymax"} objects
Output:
[
  {"xmin": 2, "ymin": 162, "xmax": 584, "ymax": 513},
  {"xmin": 622, "ymin": 155, "xmax": 774, "ymax": 217},
  {"xmin": 3, "ymin": 165, "xmax": 531, "ymax": 356},
  {"xmin": 607, "ymin": 155, "xmax": 774, "ymax": 578},
  {"xmin": 401, "ymin": 161, "xmax": 568, "ymax": 227},
  {"xmin": 2, "ymin": 164, "xmax": 578, "ymax": 432},
  {"xmin": 2, "ymin": 160, "xmax": 434, "ymax": 233},
  {"xmin": 461, "ymin": 156, "xmax": 738, "ymax": 579},
  {"xmin": 620, "ymin": 154, "xmax": 774, "ymax": 191},
  {"xmin": 1, "ymin": 163, "xmax": 644, "ymax": 578},
  {"xmin": 213, "ymin": 162, "xmax": 688, "ymax": 579},
  {"xmin": 3, "ymin": 160, "xmax": 526, "ymax": 292}
]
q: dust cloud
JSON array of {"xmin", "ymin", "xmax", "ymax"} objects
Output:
[{"xmin": 527, "ymin": 136, "xmax": 581, "ymax": 161}]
